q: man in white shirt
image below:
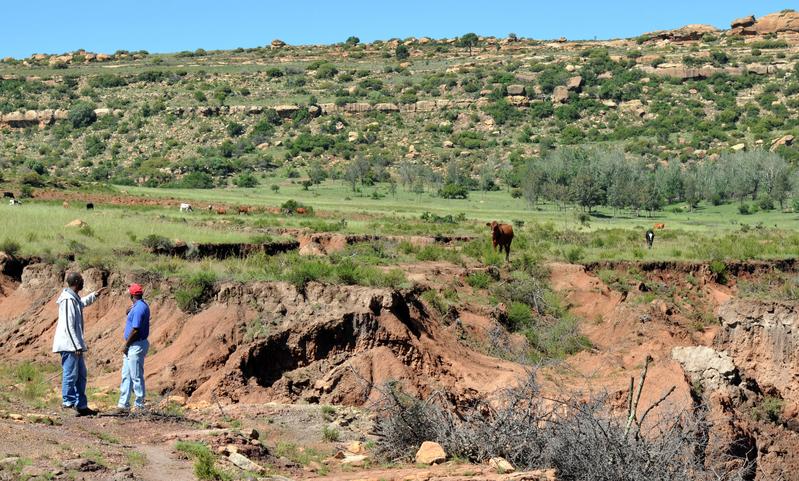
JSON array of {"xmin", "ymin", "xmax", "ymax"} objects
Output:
[{"xmin": 52, "ymin": 272, "xmax": 106, "ymax": 416}]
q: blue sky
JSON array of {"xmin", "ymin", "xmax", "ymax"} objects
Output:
[{"xmin": 1, "ymin": 1, "xmax": 796, "ymax": 58}]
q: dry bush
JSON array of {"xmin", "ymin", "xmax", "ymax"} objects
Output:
[{"xmin": 373, "ymin": 372, "xmax": 751, "ymax": 481}]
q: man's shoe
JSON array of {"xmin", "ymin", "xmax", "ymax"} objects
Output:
[
  {"xmin": 75, "ymin": 407, "xmax": 98, "ymax": 417},
  {"xmin": 110, "ymin": 407, "xmax": 130, "ymax": 416},
  {"xmin": 61, "ymin": 404, "xmax": 75, "ymax": 410}
]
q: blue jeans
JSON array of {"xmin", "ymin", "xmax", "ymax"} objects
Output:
[
  {"xmin": 60, "ymin": 351, "xmax": 88, "ymax": 409},
  {"xmin": 118, "ymin": 339, "xmax": 149, "ymax": 409}
]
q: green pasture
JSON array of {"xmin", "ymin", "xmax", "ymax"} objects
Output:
[{"xmin": 1, "ymin": 180, "xmax": 798, "ymax": 279}]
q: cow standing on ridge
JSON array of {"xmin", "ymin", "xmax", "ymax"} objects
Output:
[{"xmin": 487, "ymin": 221, "xmax": 514, "ymax": 262}]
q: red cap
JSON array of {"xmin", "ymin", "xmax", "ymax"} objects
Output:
[{"xmin": 128, "ymin": 283, "xmax": 143, "ymax": 296}]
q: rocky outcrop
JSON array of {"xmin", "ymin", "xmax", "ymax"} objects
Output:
[
  {"xmin": 644, "ymin": 24, "xmax": 719, "ymax": 42},
  {"xmin": 637, "ymin": 63, "xmax": 780, "ymax": 80},
  {"xmin": 731, "ymin": 15, "xmax": 756, "ymax": 29},
  {"xmin": 716, "ymin": 300, "xmax": 799, "ymax": 401},
  {"xmin": 747, "ymin": 11, "xmax": 799, "ymax": 35}
]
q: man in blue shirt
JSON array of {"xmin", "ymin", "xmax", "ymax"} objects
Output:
[{"xmin": 115, "ymin": 283, "xmax": 150, "ymax": 413}]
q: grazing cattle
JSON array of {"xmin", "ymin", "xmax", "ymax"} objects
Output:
[
  {"xmin": 486, "ymin": 221, "xmax": 514, "ymax": 261},
  {"xmin": 207, "ymin": 205, "xmax": 213, "ymax": 212},
  {"xmin": 179, "ymin": 203, "xmax": 193, "ymax": 213},
  {"xmin": 62, "ymin": 201, "xmax": 69, "ymax": 209},
  {"xmin": 237, "ymin": 206, "xmax": 250, "ymax": 215},
  {"xmin": 86, "ymin": 202, "xmax": 94, "ymax": 210},
  {"xmin": 9, "ymin": 199, "xmax": 21, "ymax": 206},
  {"xmin": 653, "ymin": 223, "xmax": 665, "ymax": 230},
  {"xmin": 215, "ymin": 207, "xmax": 227, "ymax": 215},
  {"xmin": 2, "ymin": 192, "xmax": 14, "ymax": 199},
  {"xmin": 645, "ymin": 229, "xmax": 655, "ymax": 249},
  {"xmin": 295, "ymin": 207, "xmax": 307, "ymax": 215}
]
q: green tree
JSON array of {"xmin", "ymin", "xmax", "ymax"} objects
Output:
[
  {"xmin": 395, "ymin": 44, "xmax": 410, "ymax": 60},
  {"xmin": 345, "ymin": 36, "xmax": 360, "ymax": 46},
  {"xmin": 458, "ymin": 33, "xmax": 479, "ymax": 56}
]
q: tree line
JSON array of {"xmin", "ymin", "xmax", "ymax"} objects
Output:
[{"xmin": 509, "ymin": 148, "xmax": 795, "ymax": 214}]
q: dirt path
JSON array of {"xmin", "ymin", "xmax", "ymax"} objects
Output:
[{"xmin": 135, "ymin": 444, "xmax": 195, "ymax": 481}]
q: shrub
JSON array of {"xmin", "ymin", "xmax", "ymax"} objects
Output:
[
  {"xmin": 396, "ymin": 44, "xmax": 410, "ymax": 60},
  {"xmin": 709, "ymin": 260, "xmax": 727, "ymax": 284},
  {"xmin": 167, "ymin": 172, "xmax": 215, "ymax": 189},
  {"xmin": 285, "ymin": 259, "xmax": 331, "ymax": 291},
  {"xmin": 439, "ymin": 183, "xmax": 469, "ymax": 199},
  {"xmin": 174, "ymin": 441, "xmax": 226, "ymax": 480},
  {"xmin": 69, "ymin": 102, "xmax": 97, "ymax": 128},
  {"xmin": 322, "ymin": 426, "xmax": 340, "ymax": 442},
  {"xmin": 226, "ymin": 122, "xmax": 245, "ymax": 137},
  {"xmin": 564, "ymin": 247, "xmax": 584, "ymax": 263},
  {"xmin": 0, "ymin": 238, "xmax": 21, "ymax": 256},
  {"xmin": 738, "ymin": 204, "xmax": 751, "ymax": 215},
  {"xmin": 751, "ymin": 396, "xmax": 784, "ymax": 424},
  {"xmin": 175, "ymin": 272, "xmax": 217, "ymax": 313},
  {"xmin": 141, "ymin": 234, "xmax": 173, "ymax": 252},
  {"xmin": 373, "ymin": 374, "xmax": 726, "ymax": 480},
  {"xmin": 233, "ymin": 173, "xmax": 258, "ymax": 188},
  {"xmin": 506, "ymin": 302, "xmax": 533, "ymax": 330},
  {"xmin": 466, "ymin": 271, "xmax": 492, "ymax": 289}
]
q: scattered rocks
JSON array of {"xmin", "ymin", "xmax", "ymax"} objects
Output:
[{"xmin": 415, "ymin": 441, "xmax": 447, "ymax": 465}]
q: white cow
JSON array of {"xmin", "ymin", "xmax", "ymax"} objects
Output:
[
  {"xmin": 179, "ymin": 203, "xmax": 193, "ymax": 213},
  {"xmin": 8, "ymin": 199, "xmax": 21, "ymax": 206}
]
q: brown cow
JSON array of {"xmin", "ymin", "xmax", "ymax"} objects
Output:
[
  {"xmin": 295, "ymin": 207, "xmax": 307, "ymax": 215},
  {"xmin": 486, "ymin": 221, "xmax": 514, "ymax": 261},
  {"xmin": 237, "ymin": 206, "xmax": 250, "ymax": 215},
  {"xmin": 653, "ymin": 223, "xmax": 665, "ymax": 230},
  {"xmin": 215, "ymin": 207, "xmax": 227, "ymax": 215},
  {"xmin": 62, "ymin": 201, "xmax": 69, "ymax": 209}
]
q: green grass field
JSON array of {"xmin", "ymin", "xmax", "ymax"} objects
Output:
[{"xmin": 1, "ymin": 179, "xmax": 798, "ymax": 283}]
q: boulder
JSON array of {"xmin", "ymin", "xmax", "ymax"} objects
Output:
[
  {"xmin": 770, "ymin": 134, "xmax": 794, "ymax": 151},
  {"xmin": 273, "ymin": 105, "xmax": 300, "ymax": 117},
  {"xmin": 731, "ymin": 15, "xmax": 756, "ymax": 29},
  {"xmin": 552, "ymin": 86, "xmax": 569, "ymax": 103},
  {"xmin": 506, "ymin": 84, "xmax": 526, "ymax": 96},
  {"xmin": 271, "ymin": 39, "xmax": 286, "ymax": 48},
  {"xmin": 506, "ymin": 95, "xmax": 529, "ymax": 107},
  {"xmin": 346, "ymin": 441, "xmax": 366, "ymax": 454},
  {"xmin": 731, "ymin": 143, "xmax": 746, "ymax": 152},
  {"xmin": 415, "ymin": 441, "xmax": 446, "ymax": 465},
  {"xmin": 227, "ymin": 452, "xmax": 266, "ymax": 473},
  {"xmin": 566, "ymin": 76, "xmax": 583, "ymax": 91},
  {"xmin": 374, "ymin": 102, "xmax": 399, "ymax": 112},
  {"xmin": 65, "ymin": 219, "xmax": 88, "ymax": 228},
  {"xmin": 672, "ymin": 346, "xmax": 738, "ymax": 390},
  {"xmin": 489, "ymin": 457, "xmax": 515, "ymax": 473}
]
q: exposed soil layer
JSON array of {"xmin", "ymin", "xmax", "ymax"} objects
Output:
[{"xmin": 0, "ymin": 260, "xmax": 523, "ymax": 409}]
